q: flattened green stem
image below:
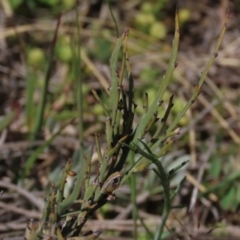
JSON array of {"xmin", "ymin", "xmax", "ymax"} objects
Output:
[
  {"xmin": 57, "ymin": 9, "xmax": 86, "ymax": 217},
  {"xmin": 42, "ymin": 198, "xmax": 51, "ymax": 224},
  {"xmin": 167, "ymin": 85, "xmax": 199, "ymax": 133},
  {"xmin": 126, "ymin": 137, "xmax": 175, "ymax": 175},
  {"xmin": 92, "ymin": 90, "xmax": 110, "ymax": 117},
  {"xmin": 110, "ymin": 30, "xmax": 128, "ymax": 129},
  {"xmin": 154, "ymin": 177, "xmax": 185, "ymax": 240},
  {"xmin": 144, "ymin": 112, "xmax": 158, "ymax": 133},
  {"xmin": 199, "ymin": 12, "xmax": 229, "ymax": 88},
  {"xmin": 130, "ymin": 141, "xmax": 172, "ymax": 240},
  {"xmin": 132, "ymin": 12, "xmax": 179, "ymax": 143},
  {"xmin": 121, "ymin": 139, "xmax": 187, "ymax": 240},
  {"xmin": 167, "ymin": 12, "xmax": 228, "ymax": 134},
  {"xmin": 143, "ymin": 93, "xmax": 149, "ymax": 113},
  {"xmin": 108, "ymin": 134, "xmax": 129, "ymax": 156},
  {"xmin": 57, "ymin": 149, "xmax": 92, "ymax": 216},
  {"xmin": 132, "ymin": 142, "xmax": 187, "ymax": 240},
  {"xmin": 106, "ymin": 117, "xmax": 112, "ymax": 151},
  {"xmin": 151, "ymin": 128, "xmax": 180, "ymax": 153},
  {"xmin": 113, "ymin": 107, "xmax": 121, "ymax": 136},
  {"xmin": 153, "ymin": 95, "xmax": 174, "ymax": 139},
  {"xmin": 95, "ymin": 133, "xmax": 104, "ymax": 165},
  {"xmin": 98, "ymin": 155, "xmax": 109, "ymax": 184},
  {"xmin": 119, "ymin": 30, "xmax": 129, "ymax": 86},
  {"xmin": 168, "ymin": 160, "xmax": 188, "ymax": 176},
  {"xmin": 56, "ymin": 160, "xmax": 73, "ymax": 203},
  {"xmin": 155, "ymin": 138, "xmax": 174, "ymax": 157}
]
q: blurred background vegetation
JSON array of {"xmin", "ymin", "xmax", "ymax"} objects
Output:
[{"xmin": 0, "ymin": 0, "xmax": 240, "ymax": 239}]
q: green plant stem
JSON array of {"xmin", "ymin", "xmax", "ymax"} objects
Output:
[
  {"xmin": 23, "ymin": 119, "xmax": 73, "ymax": 178},
  {"xmin": 106, "ymin": 0, "xmax": 119, "ymax": 37},
  {"xmin": 25, "ymin": 70, "xmax": 36, "ymax": 132},
  {"xmin": 32, "ymin": 15, "xmax": 61, "ymax": 140},
  {"xmin": 57, "ymin": 147, "xmax": 90, "ymax": 216},
  {"xmin": 154, "ymin": 172, "xmax": 171, "ymax": 240},
  {"xmin": 129, "ymin": 150, "xmax": 138, "ymax": 239},
  {"xmin": 75, "ymin": 5, "xmax": 83, "ymax": 155},
  {"xmin": 154, "ymin": 207, "xmax": 170, "ymax": 240},
  {"xmin": 123, "ymin": 142, "xmax": 172, "ymax": 239}
]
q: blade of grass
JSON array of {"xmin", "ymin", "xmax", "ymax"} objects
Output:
[
  {"xmin": 25, "ymin": 70, "xmax": 37, "ymax": 132},
  {"xmin": 74, "ymin": 6, "xmax": 84, "ymax": 156},
  {"xmin": 202, "ymin": 167, "xmax": 240, "ymax": 197},
  {"xmin": 105, "ymin": 0, "xmax": 119, "ymax": 37},
  {"xmin": 129, "ymin": 150, "xmax": 138, "ymax": 239},
  {"xmin": 31, "ymin": 15, "xmax": 61, "ymax": 140},
  {"xmin": 23, "ymin": 119, "xmax": 73, "ymax": 178},
  {"xmin": 138, "ymin": 214, "xmax": 154, "ymax": 239}
]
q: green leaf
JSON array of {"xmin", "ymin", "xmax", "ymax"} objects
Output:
[
  {"xmin": 92, "ymin": 38, "xmax": 112, "ymax": 62},
  {"xmin": 210, "ymin": 156, "xmax": 222, "ymax": 178},
  {"xmin": 220, "ymin": 186, "xmax": 237, "ymax": 211},
  {"xmin": 236, "ymin": 184, "xmax": 240, "ymax": 201},
  {"xmin": 0, "ymin": 111, "xmax": 16, "ymax": 132},
  {"xmin": 109, "ymin": 31, "xmax": 126, "ymax": 124},
  {"xmin": 9, "ymin": 0, "xmax": 23, "ymax": 9}
]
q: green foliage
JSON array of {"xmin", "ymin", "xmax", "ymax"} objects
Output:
[
  {"xmin": 9, "ymin": 0, "xmax": 75, "ymax": 13},
  {"xmin": 23, "ymin": 6, "xmax": 228, "ymax": 240},
  {"xmin": 55, "ymin": 36, "xmax": 73, "ymax": 62},
  {"xmin": 38, "ymin": 0, "xmax": 59, "ymax": 6},
  {"xmin": 90, "ymin": 37, "xmax": 112, "ymax": 62},
  {"xmin": 1, "ymin": 0, "xmax": 235, "ymax": 239},
  {"xmin": 9, "ymin": 0, "xmax": 23, "ymax": 9},
  {"xmin": 134, "ymin": 1, "xmax": 168, "ymax": 39},
  {"xmin": 210, "ymin": 155, "xmax": 222, "ymax": 178},
  {"xmin": 220, "ymin": 186, "xmax": 239, "ymax": 211}
]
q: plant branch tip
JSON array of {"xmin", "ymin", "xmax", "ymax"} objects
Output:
[
  {"xmin": 175, "ymin": 128, "xmax": 180, "ymax": 135},
  {"xmin": 68, "ymin": 170, "xmax": 76, "ymax": 177},
  {"xmin": 123, "ymin": 29, "xmax": 129, "ymax": 36}
]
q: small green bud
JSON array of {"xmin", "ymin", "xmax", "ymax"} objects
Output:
[
  {"xmin": 135, "ymin": 13, "xmax": 156, "ymax": 27},
  {"xmin": 141, "ymin": 2, "xmax": 154, "ymax": 13},
  {"xmin": 179, "ymin": 9, "xmax": 191, "ymax": 25},
  {"xmin": 27, "ymin": 48, "xmax": 45, "ymax": 67},
  {"xmin": 149, "ymin": 22, "xmax": 167, "ymax": 40}
]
